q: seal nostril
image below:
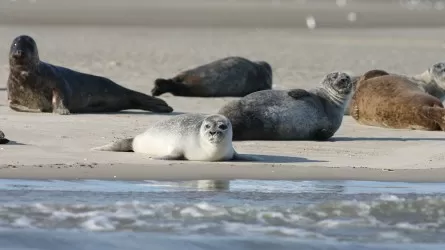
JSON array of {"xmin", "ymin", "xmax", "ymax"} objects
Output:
[
  {"xmin": 13, "ymin": 50, "xmax": 23, "ymax": 58},
  {"xmin": 209, "ymin": 131, "xmax": 216, "ymax": 135}
]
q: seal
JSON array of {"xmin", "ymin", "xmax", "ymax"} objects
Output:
[
  {"xmin": 0, "ymin": 130, "xmax": 9, "ymax": 144},
  {"xmin": 218, "ymin": 71, "xmax": 353, "ymax": 141},
  {"xmin": 91, "ymin": 113, "xmax": 257, "ymax": 161},
  {"xmin": 151, "ymin": 56, "xmax": 273, "ymax": 97},
  {"xmin": 349, "ymin": 69, "xmax": 445, "ymax": 130},
  {"xmin": 344, "ymin": 61, "xmax": 445, "ymax": 115},
  {"xmin": 7, "ymin": 35, "xmax": 173, "ymax": 115}
]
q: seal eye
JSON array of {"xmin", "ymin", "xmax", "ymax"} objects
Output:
[
  {"xmin": 205, "ymin": 124, "xmax": 211, "ymax": 129},
  {"xmin": 218, "ymin": 124, "xmax": 228, "ymax": 130}
]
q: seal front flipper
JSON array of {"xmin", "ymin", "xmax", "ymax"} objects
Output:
[
  {"xmin": 151, "ymin": 153, "xmax": 185, "ymax": 161},
  {"xmin": 91, "ymin": 138, "xmax": 134, "ymax": 152},
  {"xmin": 9, "ymin": 102, "xmax": 42, "ymax": 113},
  {"xmin": 288, "ymin": 89, "xmax": 311, "ymax": 99},
  {"xmin": 52, "ymin": 88, "xmax": 70, "ymax": 115}
]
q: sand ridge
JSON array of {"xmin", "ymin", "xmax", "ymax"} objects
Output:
[{"xmin": 1, "ymin": 1, "xmax": 445, "ymax": 181}]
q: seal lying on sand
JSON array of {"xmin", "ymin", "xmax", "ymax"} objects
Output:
[
  {"xmin": 344, "ymin": 62, "xmax": 445, "ymax": 115},
  {"xmin": 92, "ymin": 113, "xmax": 257, "ymax": 161},
  {"xmin": 349, "ymin": 69, "xmax": 445, "ymax": 130},
  {"xmin": 218, "ymin": 72, "xmax": 352, "ymax": 141},
  {"xmin": 0, "ymin": 130, "xmax": 9, "ymax": 144},
  {"xmin": 151, "ymin": 56, "xmax": 273, "ymax": 97},
  {"xmin": 7, "ymin": 35, "xmax": 173, "ymax": 115}
]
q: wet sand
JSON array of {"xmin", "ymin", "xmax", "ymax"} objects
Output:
[{"xmin": 1, "ymin": 0, "xmax": 445, "ymax": 181}]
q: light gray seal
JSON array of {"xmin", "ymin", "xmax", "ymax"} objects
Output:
[
  {"xmin": 151, "ymin": 56, "xmax": 273, "ymax": 97},
  {"xmin": 344, "ymin": 61, "xmax": 445, "ymax": 115},
  {"xmin": 0, "ymin": 130, "xmax": 9, "ymax": 144},
  {"xmin": 92, "ymin": 113, "xmax": 256, "ymax": 161},
  {"xmin": 7, "ymin": 35, "xmax": 173, "ymax": 115},
  {"xmin": 218, "ymin": 72, "xmax": 353, "ymax": 141}
]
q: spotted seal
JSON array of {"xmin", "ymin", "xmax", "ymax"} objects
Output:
[
  {"xmin": 151, "ymin": 56, "xmax": 272, "ymax": 97},
  {"xmin": 0, "ymin": 130, "xmax": 9, "ymax": 144},
  {"xmin": 92, "ymin": 113, "xmax": 257, "ymax": 161},
  {"xmin": 345, "ymin": 62, "xmax": 445, "ymax": 115},
  {"xmin": 349, "ymin": 69, "xmax": 445, "ymax": 130},
  {"xmin": 218, "ymin": 72, "xmax": 353, "ymax": 141},
  {"xmin": 7, "ymin": 35, "xmax": 173, "ymax": 115}
]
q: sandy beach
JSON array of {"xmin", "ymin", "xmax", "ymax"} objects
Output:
[{"xmin": 1, "ymin": 0, "xmax": 445, "ymax": 181}]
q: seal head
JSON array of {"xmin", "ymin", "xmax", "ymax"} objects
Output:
[
  {"xmin": 201, "ymin": 115, "xmax": 232, "ymax": 144},
  {"xmin": 9, "ymin": 35, "xmax": 39, "ymax": 70},
  {"xmin": 321, "ymin": 72, "xmax": 352, "ymax": 107},
  {"xmin": 430, "ymin": 62, "xmax": 445, "ymax": 87}
]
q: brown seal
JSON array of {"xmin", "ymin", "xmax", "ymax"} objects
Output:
[
  {"xmin": 349, "ymin": 69, "xmax": 445, "ymax": 130},
  {"xmin": 0, "ymin": 130, "xmax": 9, "ymax": 144},
  {"xmin": 7, "ymin": 35, "xmax": 173, "ymax": 115},
  {"xmin": 151, "ymin": 56, "xmax": 272, "ymax": 97},
  {"xmin": 345, "ymin": 61, "xmax": 445, "ymax": 115}
]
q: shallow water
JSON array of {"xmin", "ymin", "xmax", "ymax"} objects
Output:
[{"xmin": 0, "ymin": 179, "xmax": 445, "ymax": 250}]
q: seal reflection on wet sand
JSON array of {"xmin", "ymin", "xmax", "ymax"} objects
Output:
[
  {"xmin": 218, "ymin": 72, "xmax": 352, "ymax": 141},
  {"xmin": 151, "ymin": 56, "xmax": 273, "ymax": 97},
  {"xmin": 7, "ymin": 35, "xmax": 173, "ymax": 115}
]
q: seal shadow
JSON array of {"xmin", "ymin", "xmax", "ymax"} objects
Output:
[
  {"xmin": 234, "ymin": 154, "xmax": 326, "ymax": 163},
  {"xmin": 0, "ymin": 88, "xmax": 6, "ymax": 91},
  {"xmin": 0, "ymin": 140, "xmax": 26, "ymax": 145},
  {"xmin": 331, "ymin": 136, "xmax": 445, "ymax": 142},
  {"xmin": 81, "ymin": 111, "xmax": 187, "ymax": 116}
]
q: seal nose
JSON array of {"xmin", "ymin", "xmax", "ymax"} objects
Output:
[
  {"xmin": 12, "ymin": 50, "xmax": 23, "ymax": 58},
  {"xmin": 209, "ymin": 131, "xmax": 216, "ymax": 136}
]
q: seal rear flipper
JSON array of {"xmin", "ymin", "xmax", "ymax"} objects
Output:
[
  {"xmin": 0, "ymin": 138, "xmax": 9, "ymax": 144},
  {"xmin": 288, "ymin": 89, "xmax": 311, "ymax": 99},
  {"xmin": 420, "ymin": 106, "xmax": 445, "ymax": 131},
  {"xmin": 91, "ymin": 138, "xmax": 134, "ymax": 152},
  {"xmin": 151, "ymin": 78, "xmax": 175, "ymax": 96},
  {"xmin": 130, "ymin": 91, "xmax": 174, "ymax": 113}
]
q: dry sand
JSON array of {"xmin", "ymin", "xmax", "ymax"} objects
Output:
[{"xmin": 1, "ymin": 0, "xmax": 445, "ymax": 182}]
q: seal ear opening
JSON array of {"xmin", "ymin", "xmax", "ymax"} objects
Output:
[{"xmin": 151, "ymin": 78, "xmax": 175, "ymax": 96}]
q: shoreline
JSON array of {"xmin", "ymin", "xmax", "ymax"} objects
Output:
[{"xmin": 2, "ymin": 163, "xmax": 445, "ymax": 183}]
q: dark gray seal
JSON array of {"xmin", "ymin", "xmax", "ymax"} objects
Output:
[
  {"xmin": 0, "ymin": 130, "xmax": 9, "ymax": 144},
  {"xmin": 151, "ymin": 56, "xmax": 273, "ymax": 97},
  {"xmin": 218, "ymin": 72, "xmax": 352, "ymax": 141},
  {"xmin": 7, "ymin": 35, "xmax": 173, "ymax": 115}
]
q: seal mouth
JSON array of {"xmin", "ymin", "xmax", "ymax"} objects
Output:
[
  {"xmin": 334, "ymin": 75, "xmax": 352, "ymax": 94},
  {"xmin": 207, "ymin": 131, "xmax": 224, "ymax": 143}
]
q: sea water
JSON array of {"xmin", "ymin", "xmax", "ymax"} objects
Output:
[{"xmin": 0, "ymin": 179, "xmax": 444, "ymax": 250}]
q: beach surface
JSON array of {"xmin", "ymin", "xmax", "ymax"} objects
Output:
[{"xmin": 1, "ymin": 0, "xmax": 445, "ymax": 181}]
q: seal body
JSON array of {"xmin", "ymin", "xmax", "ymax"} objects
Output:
[
  {"xmin": 218, "ymin": 72, "xmax": 352, "ymax": 141},
  {"xmin": 151, "ymin": 56, "xmax": 273, "ymax": 97},
  {"xmin": 7, "ymin": 35, "xmax": 173, "ymax": 115},
  {"xmin": 345, "ymin": 61, "xmax": 445, "ymax": 115},
  {"xmin": 92, "ymin": 113, "xmax": 256, "ymax": 161},
  {"xmin": 349, "ymin": 69, "xmax": 445, "ymax": 130},
  {"xmin": 0, "ymin": 130, "xmax": 9, "ymax": 144}
]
